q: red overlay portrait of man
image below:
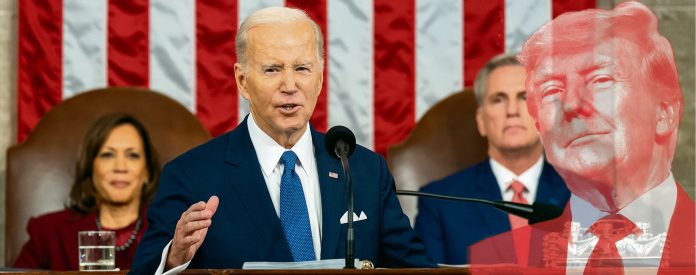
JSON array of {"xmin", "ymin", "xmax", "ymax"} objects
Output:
[{"xmin": 470, "ymin": 2, "xmax": 695, "ymax": 274}]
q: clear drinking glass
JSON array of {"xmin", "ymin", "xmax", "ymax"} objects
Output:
[{"xmin": 78, "ymin": 231, "xmax": 116, "ymax": 271}]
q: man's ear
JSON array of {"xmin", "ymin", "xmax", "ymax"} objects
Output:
[
  {"xmin": 475, "ymin": 108, "xmax": 487, "ymax": 137},
  {"xmin": 656, "ymin": 100, "xmax": 679, "ymax": 141},
  {"xmin": 234, "ymin": 63, "xmax": 250, "ymax": 100}
]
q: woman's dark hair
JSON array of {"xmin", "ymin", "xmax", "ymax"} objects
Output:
[{"xmin": 68, "ymin": 113, "xmax": 160, "ymax": 214}]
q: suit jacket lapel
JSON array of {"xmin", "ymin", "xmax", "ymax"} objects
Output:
[
  {"xmin": 223, "ymin": 117, "xmax": 293, "ymax": 261},
  {"xmin": 535, "ymin": 161, "xmax": 568, "ymax": 207},
  {"xmin": 311, "ymin": 129, "xmax": 345, "ymax": 259},
  {"xmin": 659, "ymin": 182, "xmax": 695, "ymax": 271},
  {"xmin": 528, "ymin": 202, "xmax": 571, "ymax": 267},
  {"xmin": 474, "ymin": 160, "xmax": 510, "ymax": 234}
]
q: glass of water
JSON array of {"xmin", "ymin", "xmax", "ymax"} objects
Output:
[{"xmin": 78, "ymin": 231, "xmax": 115, "ymax": 271}]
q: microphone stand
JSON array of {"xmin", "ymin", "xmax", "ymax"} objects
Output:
[
  {"xmin": 397, "ymin": 190, "xmax": 534, "ymax": 220},
  {"xmin": 398, "ymin": 190, "xmax": 564, "ymax": 225},
  {"xmin": 336, "ymin": 141, "xmax": 355, "ymax": 269}
]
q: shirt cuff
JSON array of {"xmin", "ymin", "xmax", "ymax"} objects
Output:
[{"xmin": 155, "ymin": 240, "xmax": 191, "ymax": 275}]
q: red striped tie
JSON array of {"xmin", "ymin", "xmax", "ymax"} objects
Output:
[
  {"xmin": 508, "ymin": 180, "xmax": 529, "ymax": 229},
  {"xmin": 508, "ymin": 180, "xmax": 530, "ymax": 266}
]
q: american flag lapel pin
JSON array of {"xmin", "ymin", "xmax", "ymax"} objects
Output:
[{"xmin": 329, "ymin": 172, "xmax": 339, "ymax": 179}]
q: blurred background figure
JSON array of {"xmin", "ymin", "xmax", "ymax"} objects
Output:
[
  {"xmin": 14, "ymin": 113, "xmax": 160, "ymax": 270},
  {"xmin": 414, "ymin": 53, "xmax": 569, "ymax": 265}
]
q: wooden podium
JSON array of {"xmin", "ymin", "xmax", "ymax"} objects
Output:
[
  {"xmin": 181, "ymin": 269, "xmax": 469, "ymax": 274},
  {"xmin": 11, "ymin": 267, "xmax": 696, "ymax": 274},
  {"xmin": 13, "ymin": 268, "xmax": 471, "ymax": 275}
]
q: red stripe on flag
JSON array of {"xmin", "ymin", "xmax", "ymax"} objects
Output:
[
  {"xmin": 463, "ymin": 0, "xmax": 504, "ymax": 87},
  {"xmin": 374, "ymin": 0, "xmax": 416, "ymax": 155},
  {"xmin": 196, "ymin": 0, "xmax": 238, "ymax": 137},
  {"xmin": 286, "ymin": 0, "xmax": 328, "ymax": 133},
  {"xmin": 107, "ymin": 0, "xmax": 149, "ymax": 87},
  {"xmin": 552, "ymin": 0, "xmax": 596, "ymax": 18},
  {"xmin": 17, "ymin": 0, "xmax": 63, "ymax": 143}
]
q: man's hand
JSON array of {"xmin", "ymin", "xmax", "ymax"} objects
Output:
[{"xmin": 165, "ymin": 196, "xmax": 219, "ymax": 270}]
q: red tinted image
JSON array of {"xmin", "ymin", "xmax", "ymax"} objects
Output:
[{"xmin": 470, "ymin": 1, "xmax": 695, "ymax": 274}]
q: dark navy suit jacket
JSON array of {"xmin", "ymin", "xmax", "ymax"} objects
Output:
[
  {"xmin": 414, "ymin": 159, "xmax": 569, "ymax": 265},
  {"xmin": 129, "ymin": 118, "xmax": 435, "ymax": 274}
]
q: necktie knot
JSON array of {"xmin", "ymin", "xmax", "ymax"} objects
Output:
[
  {"xmin": 281, "ymin": 150, "xmax": 298, "ymax": 171},
  {"xmin": 508, "ymin": 180, "xmax": 527, "ymax": 196},
  {"xmin": 584, "ymin": 214, "xmax": 641, "ymax": 273},
  {"xmin": 588, "ymin": 214, "xmax": 642, "ymax": 242}
]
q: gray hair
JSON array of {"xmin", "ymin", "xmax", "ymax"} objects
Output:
[
  {"xmin": 473, "ymin": 53, "xmax": 522, "ymax": 106},
  {"xmin": 235, "ymin": 6, "xmax": 325, "ymax": 72}
]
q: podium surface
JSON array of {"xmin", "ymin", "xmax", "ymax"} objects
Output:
[
  {"xmin": 2, "ymin": 268, "xmax": 471, "ymax": 275},
  {"xmin": 9, "ymin": 266, "xmax": 695, "ymax": 274}
]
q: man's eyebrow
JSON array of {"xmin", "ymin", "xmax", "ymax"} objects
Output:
[
  {"xmin": 533, "ymin": 73, "xmax": 564, "ymax": 88},
  {"xmin": 260, "ymin": 63, "xmax": 283, "ymax": 69},
  {"xmin": 532, "ymin": 61, "xmax": 612, "ymax": 87},
  {"xmin": 489, "ymin": 91, "xmax": 509, "ymax": 98},
  {"xmin": 576, "ymin": 61, "xmax": 612, "ymax": 76},
  {"xmin": 293, "ymin": 62, "xmax": 313, "ymax": 67}
]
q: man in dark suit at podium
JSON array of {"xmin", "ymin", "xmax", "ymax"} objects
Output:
[
  {"xmin": 129, "ymin": 6, "xmax": 434, "ymax": 274},
  {"xmin": 414, "ymin": 53, "xmax": 570, "ymax": 265}
]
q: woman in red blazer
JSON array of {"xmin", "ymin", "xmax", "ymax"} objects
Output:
[{"xmin": 14, "ymin": 113, "xmax": 161, "ymax": 271}]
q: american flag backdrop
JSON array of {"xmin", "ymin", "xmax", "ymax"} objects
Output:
[{"xmin": 18, "ymin": 0, "xmax": 594, "ymax": 154}]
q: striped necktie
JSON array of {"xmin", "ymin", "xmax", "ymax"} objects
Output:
[
  {"xmin": 508, "ymin": 180, "xmax": 529, "ymax": 229},
  {"xmin": 508, "ymin": 180, "xmax": 530, "ymax": 266}
]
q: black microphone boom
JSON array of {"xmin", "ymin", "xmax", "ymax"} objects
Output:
[
  {"xmin": 325, "ymin": 126, "xmax": 357, "ymax": 269},
  {"xmin": 396, "ymin": 190, "xmax": 563, "ymax": 224}
]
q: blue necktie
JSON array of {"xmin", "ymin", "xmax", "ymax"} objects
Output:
[{"xmin": 279, "ymin": 150, "xmax": 315, "ymax": 261}]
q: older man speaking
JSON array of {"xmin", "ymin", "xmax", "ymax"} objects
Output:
[{"xmin": 129, "ymin": 6, "xmax": 434, "ymax": 275}]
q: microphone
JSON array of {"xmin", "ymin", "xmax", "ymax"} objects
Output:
[
  {"xmin": 325, "ymin": 126, "xmax": 356, "ymax": 159},
  {"xmin": 396, "ymin": 190, "xmax": 563, "ymax": 224},
  {"xmin": 325, "ymin": 126, "xmax": 357, "ymax": 269}
]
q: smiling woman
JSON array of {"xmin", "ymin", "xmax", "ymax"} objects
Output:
[{"xmin": 13, "ymin": 114, "xmax": 161, "ymax": 271}]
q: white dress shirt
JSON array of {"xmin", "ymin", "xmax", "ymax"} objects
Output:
[
  {"xmin": 489, "ymin": 156, "xmax": 544, "ymax": 203},
  {"xmin": 157, "ymin": 114, "xmax": 323, "ymax": 274},
  {"xmin": 566, "ymin": 173, "xmax": 677, "ymax": 275},
  {"xmin": 247, "ymin": 113, "xmax": 323, "ymax": 259}
]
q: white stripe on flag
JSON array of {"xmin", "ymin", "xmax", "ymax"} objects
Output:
[
  {"xmin": 62, "ymin": 0, "xmax": 107, "ymax": 99},
  {"xmin": 238, "ymin": 0, "xmax": 285, "ymax": 22},
  {"xmin": 328, "ymin": 0, "xmax": 375, "ymax": 149},
  {"xmin": 237, "ymin": 0, "xmax": 285, "ymax": 123},
  {"xmin": 415, "ymin": 0, "xmax": 463, "ymax": 120},
  {"xmin": 150, "ymin": 0, "xmax": 197, "ymax": 112},
  {"xmin": 504, "ymin": 0, "xmax": 551, "ymax": 52}
]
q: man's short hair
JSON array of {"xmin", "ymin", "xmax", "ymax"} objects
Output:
[
  {"xmin": 519, "ymin": 1, "xmax": 682, "ymax": 121},
  {"xmin": 473, "ymin": 53, "xmax": 522, "ymax": 106},
  {"xmin": 235, "ymin": 7, "xmax": 325, "ymax": 72}
]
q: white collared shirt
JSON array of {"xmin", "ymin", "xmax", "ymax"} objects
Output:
[
  {"xmin": 157, "ymin": 114, "xmax": 323, "ymax": 275},
  {"xmin": 247, "ymin": 113, "xmax": 323, "ymax": 260},
  {"xmin": 567, "ymin": 173, "xmax": 677, "ymax": 274},
  {"xmin": 489, "ymin": 156, "xmax": 544, "ymax": 203}
]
